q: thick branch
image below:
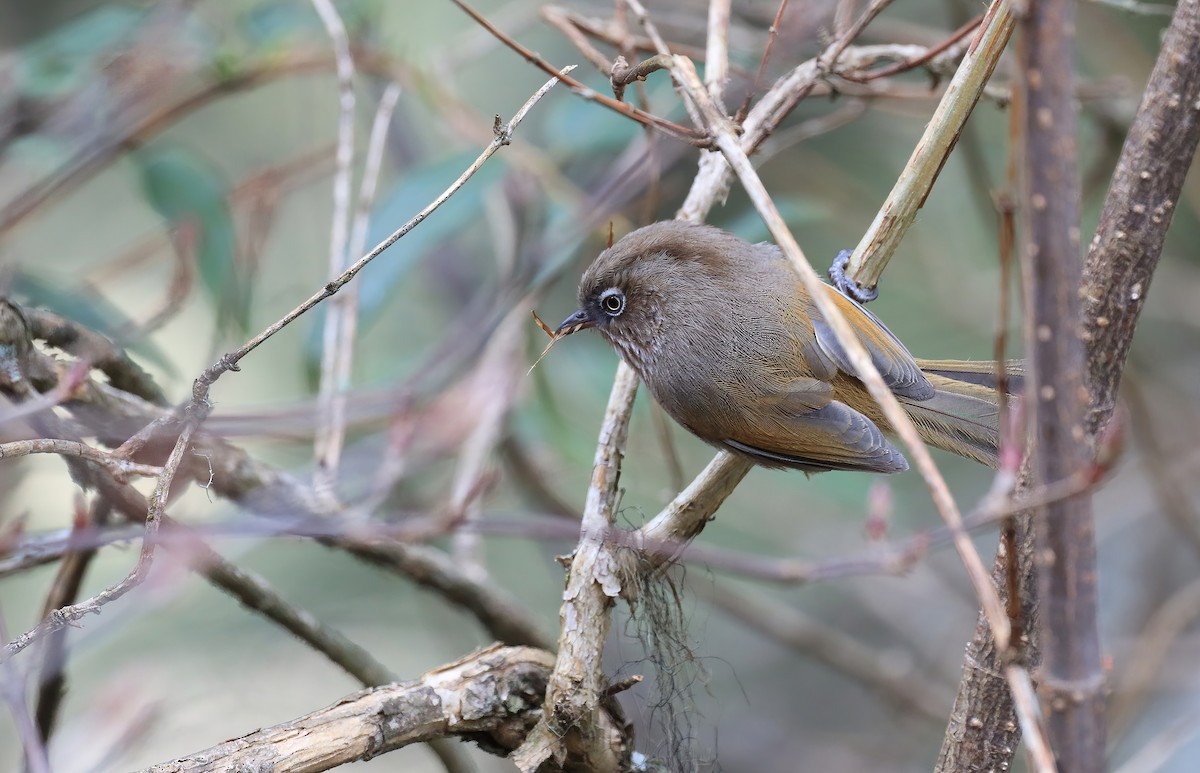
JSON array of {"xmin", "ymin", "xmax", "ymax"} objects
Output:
[
  {"xmin": 1082, "ymin": 0, "xmax": 1200, "ymax": 412},
  {"xmin": 137, "ymin": 646, "xmax": 554, "ymax": 773},
  {"xmin": 939, "ymin": 0, "xmax": 1200, "ymax": 768}
]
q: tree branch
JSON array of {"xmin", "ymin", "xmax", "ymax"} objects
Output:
[{"xmin": 135, "ymin": 646, "xmax": 555, "ymax": 773}]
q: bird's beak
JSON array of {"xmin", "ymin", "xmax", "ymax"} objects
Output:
[{"xmin": 555, "ymin": 309, "xmax": 594, "ymax": 337}]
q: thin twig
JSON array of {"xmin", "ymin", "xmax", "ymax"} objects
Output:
[
  {"xmin": 184, "ymin": 69, "xmax": 570, "ymax": 455},
  {"xmin": 735, "ymin": 0, "xmax": 789, "ymax": 122},
  {"xmin": 448, "ymin": 0, "xmax": 707, "ymax": 145},
  {"xmin": 0, "ymin": 610, "xmax": 51, "ymax": 773},
  {"xmin": 1, "ymin": 410, "xmax": 198, "ymax": 664}
]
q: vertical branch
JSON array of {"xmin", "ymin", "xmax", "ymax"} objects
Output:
[
  {"xmin": 1019, "ymin": 0, "xmax": 1105, "ymax": 769},
  {"xmin": 704, "ymin": 0, "xmax": 732, "ymax": 109},
  {"xmin": 312, "ymin": 0, "xmax": 358, "ymax": 500},
  {"xmin": 511, "ymin": 365, "xmax": 638, "ymax": 773}
]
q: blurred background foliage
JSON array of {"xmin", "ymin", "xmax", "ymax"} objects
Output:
[{"xmin": 0, "ymin": 0, "xmax": 1197, "ymax": 771}]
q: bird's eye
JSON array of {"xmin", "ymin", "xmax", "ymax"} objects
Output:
[{"xmin": 599, "ymin": 288, "xmax": 626, "ymax": 316}]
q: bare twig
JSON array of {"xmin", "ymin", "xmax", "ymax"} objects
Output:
[
  {"xmin": 735, "ymin": 0, "xmax": 789, "ymax": 122},
  {"xmin": 2, "ymin": 371, "xmax": 201, "ymax": 664},
  {"xmin": 448, "ymin": 0, "xmax": 707, "ymax": 145},
  {"xmin": 0, "ymin": 611, "xmax": 51, "ymax": 773},
  {"xmin": 314, "ymin": 81, "xmax": 404, "ymax": 505},
  {"xmin": 183, "ymin": 69, "xmax": 569, "ymax": 462}
]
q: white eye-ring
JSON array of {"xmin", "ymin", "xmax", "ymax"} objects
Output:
[{"xmin": 598, "ymin": 287, "xmax": 626, "ymax": 317}]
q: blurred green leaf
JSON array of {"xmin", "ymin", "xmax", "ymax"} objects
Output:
[
  {"xmin": 240, "ymin": 1, "xmax": 322, "ymax": 49},
  {"xmin": 15, "ymin": 6, "xmax": 143, "ymax": 99},
  {"xmin": 134, "ymin": 146, "xmax": 250, "ymax": 333},
  {"xmin": 10, "ymin": 271, "xmax": 173, "ymax": 373},
  {"xmin": 540, "ymin": 96, "xmax": 639, "ymax": 156},
  {"xmin": 302, "ymin": 151, "xmax": 507, "ymax": 386}
]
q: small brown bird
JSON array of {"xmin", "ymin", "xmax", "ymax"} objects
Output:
[{"xmin": 555, "ymin": 221, "xmax": 1019, "ymax": 473}]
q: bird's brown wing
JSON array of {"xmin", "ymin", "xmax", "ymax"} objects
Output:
[
  {"xmin": 721, "ymin": 376, "xmax": 909, "ymax": 474},
  {"xmin": 808, "ymin": 285, "xmax": 935, "ymax": 400}
]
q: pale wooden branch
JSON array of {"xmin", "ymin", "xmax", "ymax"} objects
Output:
[
  {"xmin": 319, "ymin": 81, "xmax": 404, "ymax": 495},
  {"xmin": 703, "ymin": 0, "xmax": 732, "ymax": 109},
  {"xmin": 309, "ymin": 0, "xmax": 363, "ymax": 500},
  {"xmin": 135, "ymin": 646, "xmax": 555, "ymax": 773},
  {"xmin": 511, "ymin": 365, "xmax": 638, "ymax": 773},
  {"xmin": 840, "ymin": 0, "xmax": 1016, "ymax": 298}
]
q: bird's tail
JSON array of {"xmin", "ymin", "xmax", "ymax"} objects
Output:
[{"xmin": 901, "ymin": 359, "xmax": 1023, "ymax": 468}]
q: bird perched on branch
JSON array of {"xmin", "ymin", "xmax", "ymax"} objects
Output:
[{"xmin": 553, "ymin": 220, "xmax": 1020, "ymax": 473}]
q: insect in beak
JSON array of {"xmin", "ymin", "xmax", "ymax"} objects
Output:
[
  {"xmin": 554, "ymin": 309, "xmax": 594, "ymax": 337},
  {"xmin": 527, "ymin": 308, "xmax": 593, "ymax": 375}
]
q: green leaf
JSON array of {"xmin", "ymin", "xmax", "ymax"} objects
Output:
[{"xmin": 134, "ymin": 147, "xmax": 250, "ymax": 333}]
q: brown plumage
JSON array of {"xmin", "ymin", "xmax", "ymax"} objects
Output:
[{"xmin": 555, "ymin": 221, "xmax": 1020, "ymax": 473}]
